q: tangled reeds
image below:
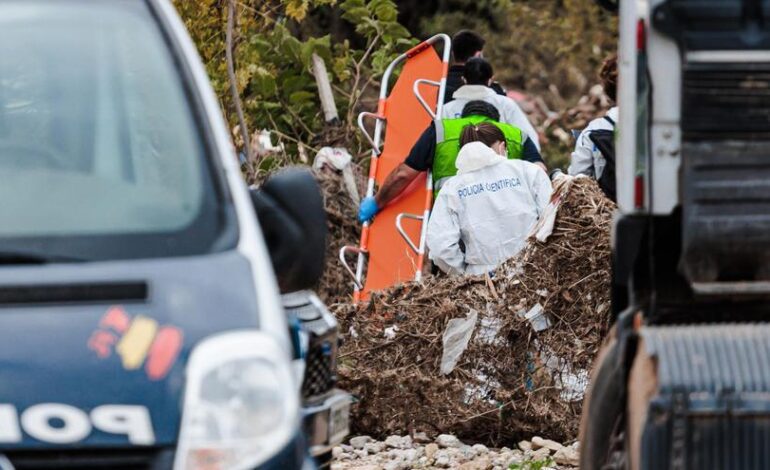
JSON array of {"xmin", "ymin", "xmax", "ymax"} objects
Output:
[
  {"xmin": 314, "ymin": 166, "xmax": 364, "ymax": 305},
  {"xmin": 333, "ymin": 176, "xmax": 614, "ymax": 446}
]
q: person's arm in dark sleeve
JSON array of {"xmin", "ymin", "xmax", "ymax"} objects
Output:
[
  {"xmin": 374, "ymin": 125, "xmax": 436, "ymax": 207},
  {"xmin": 521, "ymin": 136, "xmax": 547, "ymax": 172}
]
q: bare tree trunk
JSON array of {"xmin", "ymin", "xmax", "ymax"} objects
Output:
[{"xmin": 226, "ymin": 0, "xmax": 251, "ymax": 161}]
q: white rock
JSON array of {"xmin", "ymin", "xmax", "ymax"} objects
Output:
[
  {"xmin": 459, "ymin": 445, "xmax": 477, "ymax": 460},
  {"xmin": 350, "ymin": 435, "xmax": 373, "ymax": 449},
  {"xmin": 532, "ymin": 436, "xmax": 563, "ymax": 452},
  {"xmin": 458, "ymin": 457, "xmax": 492, "ymax": 470},
  {"xmin": 402, "ymin": 448, "xmax": 419, "ymax": 463},
  {"xmin": 383, "ymin": 462, "xmax": 401, "ymax": 470},
  {"xmin": 365, "ymin": 441, "xmax": 386, "ymax": 454},
  {"xmin": 504, "ymin": 452, "xmax": 524, "ymax": 467},
  {"xmin": 341, "ymin": 444, "xmax": 354, "ymax": 452},
  {"xmin": 425, "ymin": 443, "xmax": 439, "ymax": 460},
  {"xmin": 384, "ymin": 435, "xmax": 412, "ymax": 449},
  {"xmin": 553, "ymin": 446, "xmax": 580, "ymax": 467},
  {"xmin": 518, "ymin": 440, "xmax": 532, "ymax": 452},
  {"xmin": 353, "ymin": 449, "xmax": 368, "ymax": 459},
  {"xmin": 332, "ymin": 446, "xmax": 345, "ymax": 459},
  {"xmin": 436, "ymin": 434, "xmax": 463, "ymax": 448},
  {"xmin": 531, "ymin": 447, "xmax": 552, "ymax": 460},
  {"xmin": 435, "ymin": 452, "xmax": 451, "ymax": 467},
  {"xmin": 472, "ymin": 443, "xmax": 489, "ymax": 454},
  {"xmin": 413, "ymin": 431, "xmax": 432, "ymax": 443}
]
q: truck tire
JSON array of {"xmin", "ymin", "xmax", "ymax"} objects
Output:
[{"xmin": 579, "ymin": 334, "xmax": 628, "ymax": 470}]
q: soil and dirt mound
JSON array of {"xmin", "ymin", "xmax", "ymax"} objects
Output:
[{"xmin": 332, "ymin": 176, "xmax": 614, "ymax": 446}]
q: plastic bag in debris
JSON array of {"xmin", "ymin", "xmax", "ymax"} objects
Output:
[
  {"xmin": 313, "ymin": 147, "xmax": 360, "ymax": 204},
  {"xmin": 529, "ymin": 174, "xmax": 587, "ymax": 242},
  {"xmin": 518, "ymin": 303, "xmax": 551, "ymax": 332},
  {"xmin": 440, "ymin": 309, "xmax": 478, "ymax": 375},
  {"xmin": 540, "ymin": 347, "xmax": 590, "ymax": 402}
]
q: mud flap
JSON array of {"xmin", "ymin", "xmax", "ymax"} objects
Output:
[{"xmin": 631, "ymin": 324, "xmax": 770, "ymax": 470}]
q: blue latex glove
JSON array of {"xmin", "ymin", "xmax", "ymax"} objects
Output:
[{"xmin": 358, "ymin": 196, "xmax": 379, "ymax": 223}]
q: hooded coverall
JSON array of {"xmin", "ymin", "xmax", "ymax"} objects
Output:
[{"xmin": 426, "ymin": 142, "xmax": 552, "ymax": 276}]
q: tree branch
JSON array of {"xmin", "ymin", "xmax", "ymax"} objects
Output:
[{"xmin": 226, "ymin": 0, "xmax": 251, "ymax": 161}]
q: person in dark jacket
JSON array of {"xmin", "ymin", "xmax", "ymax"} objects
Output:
[{"xmin": 445, "ymin": 30, "xmax": 506, "ymax": 103}]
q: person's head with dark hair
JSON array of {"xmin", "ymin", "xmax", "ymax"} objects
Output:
[
  {"xmin": 460, "ymin": 122, "xmax": 506, "ymax": 156},
  {"xmin": 600, "ymin": 53, "xmax": 618, "ymax": 102},
  {"xmin": 461, "ymin": 100, "xmax": 500, "ymax": 122},
  {"xmin": 452, "ymin": 30, "xmax": 485, "ymax": 63},
  {"xmin": 463, "ymin": 58, "xmax": 493, "ymax": 86}
]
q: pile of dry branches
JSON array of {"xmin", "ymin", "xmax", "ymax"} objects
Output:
[
  {"xmin": 516, "ymin": 84, "xmax": 614, "ymax": 149},
  {"xmin": 249, "ymin": 164, "xmax": 363, "ymax": 305},
  {"xmin": 314, "ymin": 166, "xmax": 363, "ymax": 305},
  {"xmin": 333, "ymin": 177, "xmax": 614, "ymax": 446}
]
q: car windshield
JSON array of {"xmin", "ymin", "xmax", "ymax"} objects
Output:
[{"xmin": 0, "ymin": 1, "xmax": 230, "ymax": 261}]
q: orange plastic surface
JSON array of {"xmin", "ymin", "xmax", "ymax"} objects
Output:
[{"xmin": 359, "ymin": 46, "xmax": 444, "ymax": 299}]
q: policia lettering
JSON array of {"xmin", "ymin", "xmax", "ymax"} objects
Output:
[
  {"xmin": 0, "ymin": 404, "xmax": 155, "ymax": 445},
  {"xmin": 433, "ymin": 115, "xmax": 525, "ymax": 194}
]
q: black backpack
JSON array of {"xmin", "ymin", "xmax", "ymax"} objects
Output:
[{"xmin": 588, "ymin": 116, "xmax": 616, "ymax": 202}]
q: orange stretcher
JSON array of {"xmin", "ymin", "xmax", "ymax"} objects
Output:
[{"xmin": 340, "ymin": 34, "xmax": 451, "ymax": 302}]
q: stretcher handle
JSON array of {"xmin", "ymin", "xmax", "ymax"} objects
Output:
[
  {"xmin": 413, "ymin": 79, "xmax": 442, "ymax": 120},
  {"xmin": 339, "ymin": 245, "xmax": 367, "ymax": 290},
  {"xmin": 395, "ymin": 213, "xmax": 424, "ymax": 254},
  {"xmin": 357, "ymin": 112, "xmax": 385, "ymax": 156}
]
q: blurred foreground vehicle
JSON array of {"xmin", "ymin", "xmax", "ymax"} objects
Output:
[
  {"xmin": 0, "ymin": 0, "xmax": 348, "ymax": 468},
  {"xmin": 581, "ymin": 0, "xmax": 770, "ymax": 468}
]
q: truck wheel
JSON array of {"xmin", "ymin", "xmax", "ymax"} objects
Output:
[
  {"xmin": 579, "ymin": 338, "xmax": 628, "ymax": 470},
  {"xmin": 314, "ymin": 450, "xmax": 333, "ymax": 468}
]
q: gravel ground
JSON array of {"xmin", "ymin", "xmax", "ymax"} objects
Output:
[{"xmin": 332, "ymin": 434, "xmax": 579, "ymax": 470}]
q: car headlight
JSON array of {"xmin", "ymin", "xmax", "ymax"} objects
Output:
[{"xmin": 174, "ymin": 331, "xmax": 300, "ymax": 470}]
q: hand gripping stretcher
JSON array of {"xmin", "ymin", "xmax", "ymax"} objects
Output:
[{"xmin": 340, "ymin": 34, "xmax": 451, "ymax": 302}]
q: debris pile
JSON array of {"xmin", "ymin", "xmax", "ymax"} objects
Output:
[
  {"xmin": 334, "ymin": 176, "xmax": 614, "ymax": 446},
  {"xmin": 314, "ymin": 165, "xmax": 364, "ymax": 305},
  {"xmin": 514, "ymin": 84, "xmax": 613, "ymax": 149}
]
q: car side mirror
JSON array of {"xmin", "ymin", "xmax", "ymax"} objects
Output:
[{"xmin": 250, "ymin": 168, "xmax": 327, "ymax": 293}]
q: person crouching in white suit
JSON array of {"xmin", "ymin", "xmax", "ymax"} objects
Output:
[{"xmin": 426, "ymin": 123, "xmax": 553, "ymax": 276}]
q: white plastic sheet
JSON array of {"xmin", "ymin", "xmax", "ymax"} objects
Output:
[
  {"xmin": 440, "ymin": 309, "xmax": 478, "ymax": 375},
  {"xmin": 528, "ymin": 174, "xmax": 587, "ymax": 242}
]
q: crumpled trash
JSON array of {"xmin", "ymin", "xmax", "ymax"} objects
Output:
[
  {"xmin": 529, "ymin": 174, "xmax": 587, "ymax": 242},
  {"xmin": 384, "ymin": 325, "xmax": 399, "ymax": 340},
  {"xmin": 540, "ymin": 347, "xmax": 590, "ymax": 402},
  {"xmin": 313, "ymin": 147, "xmax": 360, "ymax": 204},
  {"xmin": 440, "ymin": 309, "xmax": 478, "ymax": 375},
  {"xmin": 518, "ymin": 303, "xmax": 551, "ymax": 332},
  {"xmin": 254, "ymin": 129, "xmax": 283, "ymax": 153}
]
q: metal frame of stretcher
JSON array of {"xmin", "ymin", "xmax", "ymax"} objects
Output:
[{"xmin": 339, "ymin": 33, "xmax": 451, "ymax": 302}]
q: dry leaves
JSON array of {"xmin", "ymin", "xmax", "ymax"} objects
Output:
[{"xmin": 332, "ymin": 177, "xmax": 615, "ymax": 446}]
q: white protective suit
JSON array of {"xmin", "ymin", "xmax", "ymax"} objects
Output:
[
  {"xmin": 568, "ymin": 106, "xmax": 618, "ymax": 178},
  {"xmin": 427, "ymin": 142, "xmax": 553, "ymax": 276},
  {"xmin": 442, "ymin": 85, "xmax": 541, "ymax": 150}
]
